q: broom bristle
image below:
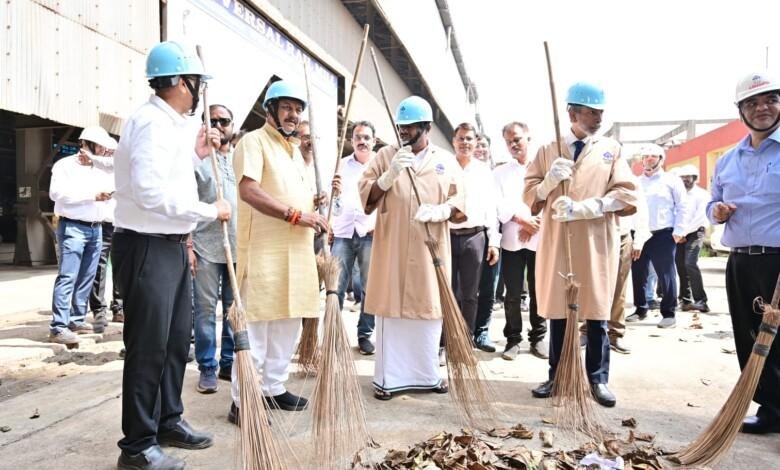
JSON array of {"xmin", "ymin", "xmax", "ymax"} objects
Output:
[
  {"xmin": 673, "ymin": 306, "xmax": 780, "ymax": 467},
  {"xmin": 295, "ymin": 318, "xmax": 320, "ymax": 375},
  {"xmin": 428, "ymin": 239, "xmax": 496, "ymax": 429},
  {"xmin": 551, "ymin": 281, "xmax": 602, "ymax": 439},
  {"xmin": 228, "ymin": 303, "xmax": 291, "ymax": 470},
  {"xmin": 310, "ymin": 255, "xmax": 377, "ymax": 467}
]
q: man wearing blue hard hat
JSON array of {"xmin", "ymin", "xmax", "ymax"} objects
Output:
[
  {"xmin": 112, "ymin": 40, "xmax": 231, "ymax": 470},
  {"xmin": 358, "ymin": 96, "xmax": 466, "ymax": 400},
  {"xmin": 228, "ymin": 79, "xmax": 328, "ymax": 423},
  {"xmin": 524, "ymin": 82, "xmax": 638, "ymax": 408}
]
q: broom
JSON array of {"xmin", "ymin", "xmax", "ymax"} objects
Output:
[
  {"xmin": 369, "ymin": 47, "xmax": 495, "ymax": 429},
  {"xmin": 304, "ymin": 25, "xmax": 378, "ymax": 468},
  {"xmin": 673, "ymin": 274, "xmax": 780, "ymax": 467},
  {"xmin": 197, "ymin": 46, "xmax": 287, "ymax": 470},
  {"xmin": 543, "ymin": 41, "xmax": 600, "ymax": 438}
]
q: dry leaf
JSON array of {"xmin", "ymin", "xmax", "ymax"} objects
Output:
[
  {"xmin": 629, "ymin": 430, "xmax": 656, "ymax": 442},
  {"xmin": 29, "ymin": 409, "xmax": 40, "ymax": 419},
  {"xmin": 0, "ymin": 426, "xmax": 11, "ymax": 432},
  {"xmin": 539, "ymin": 430, "xmax": 554, "ymax": 448},
  {"xmin": 621, "ymin": 417, "xmax": 637, "ymax": 428},
  {"xmin": 687, "ymin": 402, "xmax": 701, "ymax": 408},
  {"xmin": 700, "ymin": 378, "xmax": 712, "ymax": 386},
  {"xmin": 721, "ymin": 347, "xmax": 736, "ymax": 354},
  {"xmin": 541, "ymin": 417, "xmax": 555, "ymax": 425}
]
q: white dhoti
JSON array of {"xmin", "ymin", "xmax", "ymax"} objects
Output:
[
  {"xmin": 373, "ymin": 316, "xmax": 443, "ymax": 392},
  {"xmin": 231, "ymin": 318, "xmax": 301, "ymax": 406}
]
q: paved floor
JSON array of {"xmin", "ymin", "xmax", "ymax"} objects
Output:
[{"xmin": 0, "ymin": 256, "xmax": 778, "ymax": 469}]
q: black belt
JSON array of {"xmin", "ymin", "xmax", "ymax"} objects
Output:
[
  {"xmin": 114, "ymin": 227, "xmax": 188, "ymax": 243},
  {"xmin": 732, "ymin": 246, "xmax": 780, "ymax": 255},
  {"xmin": 450, "ymin": 226, "xmax": 485, "ymax": 236},
  {"xmin": 60, "ymin": 216, "xmax": 101, "ymax": 228},
  {"xmin": 651, "ymin": 227, "xmax": 673, "ymax": 235}
]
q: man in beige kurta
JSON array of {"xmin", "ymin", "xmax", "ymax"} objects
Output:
[
  {"xmin": 523, "ymin": 82, "xmax": 637, "ymax": 408},
  {"xmin": 229, "ymin": 80, "xmax": 328, "ymax": 422},
  {"xmin": 358, "ymin": 96, "xmax": 465, "ymax": 399}
]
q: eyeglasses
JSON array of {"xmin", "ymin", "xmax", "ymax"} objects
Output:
[
  {"xmin": 740, "ymin": 94, "xmax": 780, "ymax": 112},
  {"xmin": 209, "ymin": 118, "xmax": 232, "ymax": 127}
]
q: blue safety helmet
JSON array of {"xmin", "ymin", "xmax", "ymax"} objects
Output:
[
  {"xmin": 263, "ymin": 80, "xmax": 307, "ymax": 111},
  {"xmin": 395, "ymin": 96, "xmax": 433, "ymax": 125},
  {"xmin": 566, "ymin": 82, "xmax": 605, "ymax": 110},
  {"xmin": 145, "ymin": 41, "xmax": 211, "ymax": 79}
]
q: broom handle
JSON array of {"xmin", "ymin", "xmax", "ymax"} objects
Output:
[
  {"xmin": 543, "ymin": 41, "xmax": 575, "ymax": 282},
  {"xmin": 326, "ymin": 24, "xmax": 370, "ymax": 223},
  {"xmin": 369, "ymin": 47, "xmax": 433, "ymax": 240},
  {"xmin": 772, "ymin": 274, "xmax": 780, "ymax": 309},
  {"xmin": 196, "ymin": 45, "xmax": 245, "ymax": 315}
]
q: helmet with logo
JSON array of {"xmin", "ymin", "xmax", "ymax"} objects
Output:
[
  {"xmin": 263, "ymin": 80, "xmax": 307, "ymax": 111},
  {"xmin": 566, "ymin": 82, "xmax": 606, "ymax": 110},
  {"xmin": 734, "ymin": 72, "xmax": 780, "ymax": 104},
  {"xmin": 395, "ymin": 96, "xmax": 433, "ymax": 125},
  {"xmin": 637, "ymin": 143, "xmax": 665, "ymax": 160},
  {"xmin": 677, "ymin": 164, "xmax": 699, "ymax": 178},
  {"xmin": 78, "ymin": 126, "xmax": 111, "ymax": 147},
  {"xmin": 145, "ymin": 41, "xmax": 211, "ymax": 79}
]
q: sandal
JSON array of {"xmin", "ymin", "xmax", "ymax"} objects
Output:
[
  {"xmin": 374, "ymin": 388, "xmax": 393, "ymax": 401},
  {"xmin": 432, "ymin": 380, "xmax": 449, "ymax": 394}
]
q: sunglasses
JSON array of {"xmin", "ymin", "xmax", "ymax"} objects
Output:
[{"xmin": 209, "ymin": 118, "xmax": 232, "ymax": 127}]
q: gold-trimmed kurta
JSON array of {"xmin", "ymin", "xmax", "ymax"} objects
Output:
[
  {"xmin": 359, "ymin": 144, "xmax": 465, "ymax": 320},
  {"xmin": 233, "ymin": 123, "xmax": 318, "ymax": 322},
  {"xmin": 523, "ymin": 136, "xmax": 638, "ymax": 321}
]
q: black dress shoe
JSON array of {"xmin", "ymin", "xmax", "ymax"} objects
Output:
[
  {"xmin": 358, "ymin": 337, "xmax": 375, "ymax": 355},
  {"xmin": 157, "ymin": 419, "xmax": 213, "ymax": 450},
  {"xmin": 117, "ymin": 445, "xmax": 185, "ymax": 470},
  {"xmin": 691, "ymin": 301, "xmax": 710, "ymax": 313},
  {"xmin": 218, "ymin": 365, "xmax": 232, "ymax": 381},
  {"xmin": 590, "ymin": 383, "xmax": 616, "ymax": 407},
  {"xmin": 741, "ymin": 414, "xmax": 780, "ymax": 434},
  {"xmin": 474, "ymin": 335, "xmax": 496, "ymax": 353},
  {"xmin": 228, "ymin": 402, "xmax": 240, "ymax": 427},
  {"xmin": 266, "ymin": 391, "xmax": 308, "ymax": 411},
  {"xmin": 532, "ymin": 380, "xmax": 553, "ymax": 398}
]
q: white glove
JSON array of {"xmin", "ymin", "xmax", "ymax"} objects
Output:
[
  {"xmin": 551, "ymin": 196, "xmax": 604, "ymax": 222},
  {"xmin": 536, "ymin": 157, "xmax": 574, "ymax": 200},
  {"xmin": 377, "ymin": 146, "xmax": 414, "ymax": 191},
  {"xmin": 414, "ymin": 203, "xmax": 452, "ymax": 223}
]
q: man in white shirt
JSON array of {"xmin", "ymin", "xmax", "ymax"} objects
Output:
[
  {"xmin": 627, "ymin": 144, "xmax": 690, "ymax": 329},
  {"xmin": 48, "ymin": 126, "xmax": 113, "ymax": 346},
  {"xmin": 84, "ymin": 136, "xmax": 123, "ymax": 334},
  {"xmin": 495, "ymin": 122, "xmax": 548, "ymax": 360},
  {"xmin": 448, "ymin": 123, "xmax": 500, "ymax": 346},
  {"xmin": 330, "ymin": 121, "xmax": 377, "ymax": 355},
  {"xmin": 673, "ymin": 164, "xmax": 710, "ymax": 313},
  {"xmin": 112, "ymin": 41, "xmax": 230, "ymax": 469}
]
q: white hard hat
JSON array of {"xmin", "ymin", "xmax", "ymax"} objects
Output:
[
  {"xmin": 105, "ymin": 137, "xmax": 118, "ymax": 150},
  {"xmin": 677, "ymin": 164, "xmax": 699, "ymax": 178},
  {"xmin": 637, "ymin": 143, "xmax": 665, "ymax": 160},
  {"xmin": 735, "ymin": 72, "xmax": 780, "ymax": 104},
  {"xmin": 78, "ymin": 126, "xmax": 111, "ymax": 147}
]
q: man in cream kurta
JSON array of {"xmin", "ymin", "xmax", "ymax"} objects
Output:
[
  {"xmin": 229, "ymin": 80, "xmax": 328, "ymax": 421},
  {"xmin": 359, "ymin": 96, "xmax": 465, "ymax": 399},
  {"xmin": 524, "ymin": 82, "xmax": 637, "ymax": 408}
]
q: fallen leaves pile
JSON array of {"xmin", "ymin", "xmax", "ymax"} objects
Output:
[{"xmin": 356, "ymin": 425, "xmax": 672, "ymax": 469}]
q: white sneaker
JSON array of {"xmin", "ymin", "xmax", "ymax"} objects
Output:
[{"xmin": 657, "ymin": 317, "xmax": 676, "ymax": 329}]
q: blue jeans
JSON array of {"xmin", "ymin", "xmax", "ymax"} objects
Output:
[
  {"xmin": 192, "ymin": 254, "xmax": 235, "ymax": 371},
  {"xmin": 332, "ymin": 232, "xmax": 374, "ymax": 338},
  {"xmin": 51, "ymin": 219, "xmax": 102, "ymax": 333},
  {"xmin": 645, "ymin": 264, "xmax": 658, "ymax": 303}
]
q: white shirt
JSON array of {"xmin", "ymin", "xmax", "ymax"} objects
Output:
[
  {"xmin": 493, "ymin": 158, "xmax": 538, "ymax": 251},
  {"xmin": 95, "ymin": 163, "xmax": 116, "ymax": 223},
  {"xmin": 564, "ymin": 131, "xmax": 592, "ymax": 158},
  {"xmin": 638, "ymin": 169, "xmax": 690, "ymax": 236},
  {"xmin": 49, "ymin": 155, "xmax": 112, "ymax": 223},
  {"xmin": 113, "ymin": 95, "xmax": 217, "ymax": 234},
  {"xmin": 333, "ymin": 153, "xmax": 377, "ymax": 238},
  {"xmin": 682, "ymin": 185, "xmax": 710, "ymax": 235},
  {"xmin": 449, "ymin": 158, "xmax": 500, "ymax": 247}
]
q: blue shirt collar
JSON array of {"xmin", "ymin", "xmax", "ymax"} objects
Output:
[{"xmin": 736, "ymin": 126, "xmax": 780, "ymax": 152}]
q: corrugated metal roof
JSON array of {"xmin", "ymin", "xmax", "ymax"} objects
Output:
[{"xmin": 0, "ymin": 0, "xmax": 159, "ymax": 133}]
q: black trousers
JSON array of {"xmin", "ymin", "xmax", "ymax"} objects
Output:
[
  {"xmin": 89, "ymin": 222, "xmax": 122, "ymax": 315},
  {"xmin": 725, "ymin": 252, "xmax": 780, "ymax": 420},
  {"xmin": 450, "ymin": 230, "xmax": 486, "ymax": 334},
  {"xmin": 502, "ymin": 248, "xmax": 546, "ymax": 345},
  {"xmin": 113, "ymin": 231, "xmax": 192, "ymax": 454},
  {"xmin": 632, "ymin": 228, "xmax": 678, "ymax": 317},
  {"xmin": 549, "ymin": 319, "xmax": 610, "ymax": 383},
  {"xmin": 675, "ymin": 227, "xmax": 707, "ymax": 304}
]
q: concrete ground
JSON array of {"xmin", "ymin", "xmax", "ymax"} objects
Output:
[{"xmin": 0, "ymin": 256, "xmax": 778, "ymax": 469}]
